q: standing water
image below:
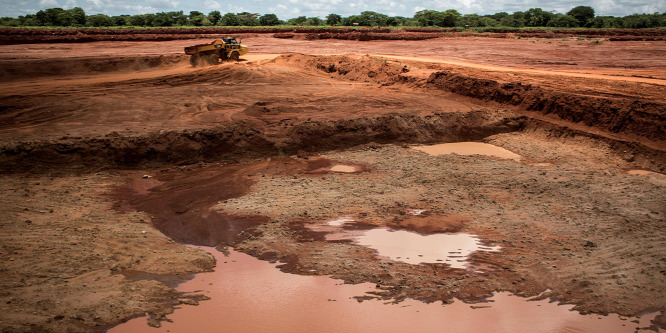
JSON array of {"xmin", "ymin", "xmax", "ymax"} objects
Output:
[
  {"xmin": 353, "ymin": 228, "xmax": 500, "ymax": 267},
  {"xmin": 413, "ymin": 142, "xmax": 521, "ymax": 160},
  {"xmin": 109, "ymin": 247, "xmax": 660, "ymax": 333}
]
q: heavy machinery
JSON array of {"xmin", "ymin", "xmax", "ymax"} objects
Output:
[{"xmin": 184, "ymin": 37, "xmax": 248, "ymax": 66}]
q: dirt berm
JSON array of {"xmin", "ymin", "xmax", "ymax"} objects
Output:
[{"xmin": 0, "ymin": 111, "xmax": 522, "ymax": 174}]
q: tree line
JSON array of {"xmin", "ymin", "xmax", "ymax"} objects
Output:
[{"xmin": 1, "ymin": 6, "xmax": 664, "ymax": 29}]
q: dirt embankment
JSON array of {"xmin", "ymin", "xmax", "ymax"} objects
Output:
[
  {"xmin": 426, "ymin": 71, "xmax": 666, "ymax": 142},
  {"xmin": 279, "ymin": 54, "xmax": 666, "ymax": 145},
  {"xmin": 0, "ymin": 110, "xmax": 523, "ymax": 174},
  {"xmin": 1, "ymin": 27, "xmax": 664, "ymax": 44}
]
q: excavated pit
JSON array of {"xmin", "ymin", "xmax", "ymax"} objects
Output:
[{"xmin": 1, "ymin": 45, "xmax": 665, "ymax": 332}]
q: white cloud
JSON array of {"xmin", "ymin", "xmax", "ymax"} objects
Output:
[{"xmin": 38, "ymin": 0, "xmax": 59, "ymax": 7}]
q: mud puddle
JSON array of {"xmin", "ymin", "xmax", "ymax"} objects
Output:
[
  {"xmin": 413, "ymin": 142, "xmax": 521, "ymax": 160},
  {"xmin": 355, "ymin": 228, "xmax": 500, "ymax": 267},
  {"xmin": 110, "ymin": 247, "xmax": 659, "ymax": 333},
  {"xmin": 307, "ymin": 215, "xmax": 497, "ymax": 268},
  {"xmin": 628, "ymin": 169, "xmax": 666, "ymax": 177}
]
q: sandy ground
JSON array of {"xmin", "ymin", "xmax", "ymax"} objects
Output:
[{"xmin": 0, "ymin": 33, "xmax": 664, "ymax": 332}]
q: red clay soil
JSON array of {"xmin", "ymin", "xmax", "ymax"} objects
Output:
[{"xmin": 0, "ymin": 33, "xmax": 665, "ymax": 332}]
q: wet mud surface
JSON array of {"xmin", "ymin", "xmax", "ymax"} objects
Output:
[
  {"xmin": 111, "ymin": 247, "xmax": 659, "ymax": 333},
  {"xmin": 0, "ymin": 33, "xmax": 665, "ymax": 332}
]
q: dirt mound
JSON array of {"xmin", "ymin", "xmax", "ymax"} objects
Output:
[
  {"xmin": 426, "ymin": 71, "xmax": 666, "ymax": 143},
  {"xmin": 274, "ymin": 53, "xmax": 412, "ymax": 85},
  {"xmin": 0, "ymin": 54, "xmax": 187, "ymax": 81}
]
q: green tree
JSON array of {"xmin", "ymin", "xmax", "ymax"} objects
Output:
[
  {"xmin": 153, "ymin": 12, "xmax": 174, "ymax": 26},
  {"xmin": 128, "ymin": 14, "xmax": 146, "ymax": 26},
  {"xmin": 414, "ymin": 9, "xmax": 461, "ymax": 27},
  {"xmin": 44, "ymin": 8, "xmax": 66, "ymax": 25},
  {"xmin": 490, "ymin": 12, "xmax": 509, "ymax": 21},
  {"xmin": 87, "ymin": 14, "xmax": 113, "ymax": 27},
  {"xmin": 306, "ymin": 17, "xmax": 322, "ymax": 26},
  {"xmin": 189, "ymin": 11, "xmax": 205, "ymax": 26},
  {"xmin": 479, "ymin": 17, "xmax": 499, "ymax": 27},
  {"xmin": 567, "ymin": 6, "xmax": 595, "ymax": 27},
  {"xmin": 56, "ymin": 11, "xmax": 75, "ymax": 26},
  {"xmin": 259, "ymin": 13, "xmax": 280, "ymax": 25},
  {"xmin": 112, "ymin": 15, "xmax": 130, "ymax": 26},
  {"xmin": 326, "ymin": 13, "xmax": 342, "ymax": 25},
  {"xmin": 220, "ymin": 13, "xmax": 239, "ymax": 26},
  {"xmin": 287, "ymin": 16, "xmax": 307, "ymax": 25},
  {"xmin": 552, "ymin": 14, "xmax": 579, "ymax": 27},
  {"xmin": 414, "ymin": 10, "xmax": 440, "ymax": 26},
  {"xmin": 460, "ymin": 14, "xmax": 481, "ymax": 26},
  {"xmin": 142, "ymin": 14, "xmax": 155, "ymax": 26},
  {"xmin": 0, "ymin": 17, "xmax": 20, "ymax": 26},
  {"xmin": 360, "ymin": 11, "xmax": 389, "ymax": 26},
  {"xmin": 68, "ymin": 7, "xmax": 86, "ymax": 26},
  {"xmin": 524, "ymin": 8, "xmax": 554, "ymax": 27},
  {"xmin": 208, "ymin": 11, "xmax": 221, "ymax": 25},
  {"xmin": 439, "ymin": 9, "xmax": 461, "ymax": 27},
  {"xmin": 237, "ymin": 12, "xmax": 259, "ymax": 26}
]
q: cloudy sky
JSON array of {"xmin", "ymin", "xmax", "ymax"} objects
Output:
[{"xmin": 1, "ymin": 0, "xmax": 664, "ymax": 18}]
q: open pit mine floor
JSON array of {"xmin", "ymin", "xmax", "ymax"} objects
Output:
[{"xmin": 0, "ymin": 34, "xmax": 665, "ymax": 332}]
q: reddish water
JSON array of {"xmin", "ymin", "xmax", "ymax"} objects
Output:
[
  {"xmin": 413, "ymin": 142, "xmax": 521, "ymax": 160},
  {"xmin": 628, "ymin": 169, "xmax": 666, "ymax": 177},
  {"xmin": 354, "ymin": 228, "xmax": 500, "ymax": 267},
  {"xmin": 109, "ymin": 247, "xmax": 660, "ymax": 333},
  {"xmin": 329, "ymin": 164, "xmax": 360, "ymax": 173}
]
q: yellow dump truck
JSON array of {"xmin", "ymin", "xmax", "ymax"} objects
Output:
[{"xmin": 184, "ymin": 37, "xmax": 249, "ymax": 66}]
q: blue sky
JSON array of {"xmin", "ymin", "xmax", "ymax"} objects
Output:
[{"xmin": 1, "ymin": 0, "xmax": 664, "ymax": 18}]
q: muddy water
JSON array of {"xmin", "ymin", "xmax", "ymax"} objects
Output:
[
  {"xmin": 628, "ymin": 169, "xmax": 666, "ymax": 177},
  {"xmin": 110, "ymin": 247, "xmax": 658, "ymax": 333},
  {"xmin": 329, "ymin": 164, "xmax": 360, "ymax": 173},
  {"xmin": 354, "ymin": 228, "xmax": 500, "ymax": 267},
  {"xmin": 413, "ymin": 142, "xmax": 521, "ymax": 160}
]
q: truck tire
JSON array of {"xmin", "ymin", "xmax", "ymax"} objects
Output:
[
  {"xmin": 190, "ymin": 55, "xmax": 199, "ymax": 67},
  {"xmin": 230, "ymin": 51, "xmax": 240, "ymax": 61},
  {"xmin": 207, "ymin": 54, "xmax": 220, "ymax": 65}
]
